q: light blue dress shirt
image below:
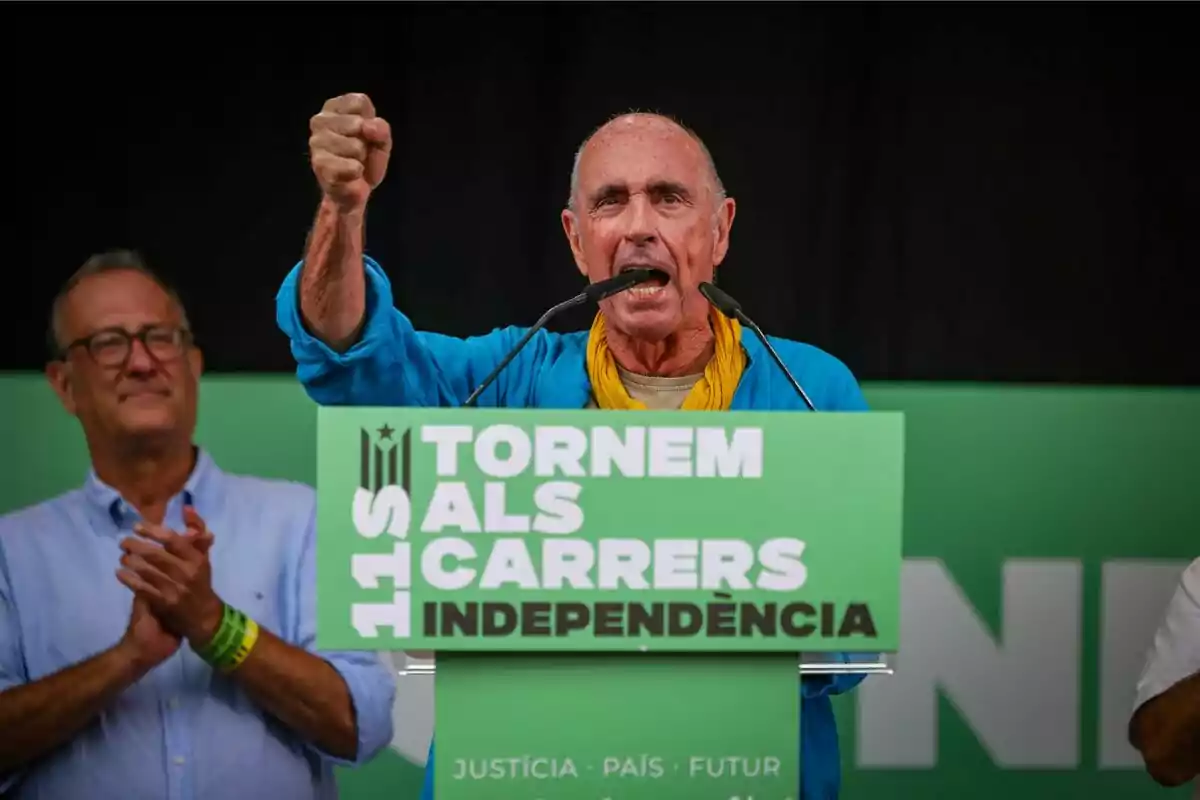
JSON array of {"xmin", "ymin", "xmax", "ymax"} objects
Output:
[{"xmin": 0, "ymin": 450, "xmax": 396, "ymax": 800}]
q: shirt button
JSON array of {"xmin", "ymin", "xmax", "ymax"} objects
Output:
[{"xmin": 173, "ymin": 756, "xmax": 185, "ymax": 766}]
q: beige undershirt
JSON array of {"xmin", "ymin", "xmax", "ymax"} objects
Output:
[{"xmin": 585, "ymin": 366, "xmax": 704, "ymax": 410}]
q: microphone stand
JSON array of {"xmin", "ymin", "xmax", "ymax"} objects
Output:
[
  {"xmin": 463, "ymin": 294, "xmax": 587, "ymax": 407},
  {"xmin": 699, "ymin": 282, "xmax": 817, "ymax": 411}
]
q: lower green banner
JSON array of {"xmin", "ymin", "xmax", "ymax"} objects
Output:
[{"xmin": 435, "ymin": 653, "xmax": 800, "ymax": 800}]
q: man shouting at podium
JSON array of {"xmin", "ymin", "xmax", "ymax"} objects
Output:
[{"xmin": 277, "ymin": 92, "xmax": 872, "ymax": 799}]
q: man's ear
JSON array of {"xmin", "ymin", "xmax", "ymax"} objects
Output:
[
  {"xmin": 187, "ymin": 346, "xmax": 204, "ymax": 379},
  {"xmin": 711, "ymin": 196, "xmax": 737, "ymax": 267},
  {"xmin": 45, "ymin": 360, "xmax": 78, "ymax": 416},
  {"xmin": 561, "ymin": 209, "xmax": 589, "ymax": 278}
]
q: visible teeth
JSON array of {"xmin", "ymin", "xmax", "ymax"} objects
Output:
[{"xmin": 628, "ymin": 285, "xmax": 664, "ymax": 296}]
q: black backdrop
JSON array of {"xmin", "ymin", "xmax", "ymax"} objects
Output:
[{"xmin": 7, "ymin": 3, "xmax": 1196, "ymax": 385}]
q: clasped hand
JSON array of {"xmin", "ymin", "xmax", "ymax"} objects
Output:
[{"xmin": 117, "ymin": 507, "xmax": 223, "ymax": 646}]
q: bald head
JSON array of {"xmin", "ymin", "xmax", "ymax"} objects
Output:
[
  {"xmin": 560, "ymin": 111, "xmax": 738, "ymax": 350},
  {"xmin": 567, "ymin": 113, "xmax": 725, "ymax": 211}
]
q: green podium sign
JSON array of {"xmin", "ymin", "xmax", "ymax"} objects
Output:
[{"xmin": 317, "ymin": 408, "xmax": 903, "ymax": 798}]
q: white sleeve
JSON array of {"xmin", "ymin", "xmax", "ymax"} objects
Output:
[{"xmin": 1135, "ymin": 557, "xmax": 1200, "ymax": 712}]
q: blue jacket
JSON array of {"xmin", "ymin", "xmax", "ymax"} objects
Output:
[{"xmin": 276, "ymin": 257, "xmax": 873, "ymax": 799}]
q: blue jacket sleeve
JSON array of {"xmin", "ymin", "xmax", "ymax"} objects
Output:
[
  {"xmin": 421, "ymin": 742, "xmax": 435, "ymax": 800},
  {"xmin": 821, "ymin": 352, "xmax": 869, "ymax": 413},
  {"xmin": 802, "ymin": 353, "xmax": 878, "ymax": 699},
  {"xmin": 276, "ymin": 256, "xmax": 536, "ymax": 408}
]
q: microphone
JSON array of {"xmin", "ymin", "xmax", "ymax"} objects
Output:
[
  {"xmin": 463, "ymin": 268, "xmax": 665, "ymax": 407},
  {"xmin": 698, "ymin": 281, "xmax": 817, "ymax": 411}
]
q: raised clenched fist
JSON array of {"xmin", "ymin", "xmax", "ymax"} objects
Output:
[{"xmin": 309, "ymin": 93, "xmax": 392, "ymax": 212}]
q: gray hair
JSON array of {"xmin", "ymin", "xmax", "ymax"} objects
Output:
[
  {"xmin": 48, "ymin": 249, "xmax": 190, "ymax": 356},
  {"xmin": 566, "ymin": 111, "xmax": 727, "ymax": 211}
]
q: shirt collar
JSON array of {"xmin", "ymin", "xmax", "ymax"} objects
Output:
[{"xmin": 82, "ymin": 447, "xmax": 220, "ymax": 530}]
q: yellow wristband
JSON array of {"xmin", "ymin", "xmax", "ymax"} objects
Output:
[{"xmin": 222, "ymin": 617, "xmax": 260, "ymax": 673}]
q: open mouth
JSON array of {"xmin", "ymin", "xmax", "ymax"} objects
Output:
[
  {"xmin": 619, "ymin": 265, "xmax": 670, "ymax": 296},
  {"xmin": 119, "ymin": 388, "xmax": 170, "ymax": 402}
]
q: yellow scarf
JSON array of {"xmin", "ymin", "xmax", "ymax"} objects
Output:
[{"xmin": 586, "ymin": 309, "xmax": 746, "ymax": 410}]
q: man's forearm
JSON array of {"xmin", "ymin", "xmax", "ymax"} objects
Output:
[
  {"xmin": 0, "ymin": 643, "xmax": 145, "ymax": 773},
  {"xmin": 299, "ymin": 198, "xmax": 368, "ymax": 352},
  {"xmin": 1132, "ymin": 671, "xmax": 1200, "ymax": 786},
  {"xmin": 230, "ymin": 627, "xmax": 359, "ymax": 761}
]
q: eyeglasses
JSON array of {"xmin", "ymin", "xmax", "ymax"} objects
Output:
[{"xmin": 60, "ymin": 325, "xmax": 192, "ymax": 368}]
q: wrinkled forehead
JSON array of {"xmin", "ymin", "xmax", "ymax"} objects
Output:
[
  {"xmin": 60, "ymin": 270, "xmax": 182, "ymax": 341},
  {"xmin": 577, "ymin": 117, "xmax": 713, "ymax": 198}
]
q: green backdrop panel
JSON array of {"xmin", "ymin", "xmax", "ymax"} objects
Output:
[{"xmin": 0, "ymin": 373, "xmax": 1194, "ymax": 798}]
